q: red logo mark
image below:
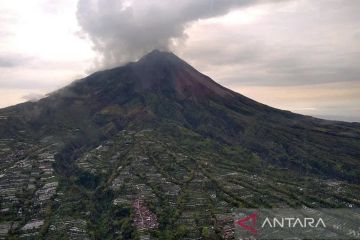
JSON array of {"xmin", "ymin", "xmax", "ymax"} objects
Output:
[{"xmin": 235, "ymin": 212, "xmax": 257, "ymax": 235}]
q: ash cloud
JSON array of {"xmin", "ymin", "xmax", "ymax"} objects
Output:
[{"xmin": 76, "ymin": 0, "xmax": 275, "ymax": 68}]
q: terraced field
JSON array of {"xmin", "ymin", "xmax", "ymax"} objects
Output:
[{"xmin": 2, "ymin": 128, "xmax": 358, "ymax": 239}]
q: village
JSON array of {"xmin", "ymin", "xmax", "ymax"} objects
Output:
[{"xmin": 0, "ymin": 129, "xmax": 359, "ymax": 239}]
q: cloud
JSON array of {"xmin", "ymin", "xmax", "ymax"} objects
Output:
[
  {"xmin": 76, "ymin": 0, "xmax": 285, "ymax": 68},
  {"xmin": 234, "ymin": 81, "xmax": 360, "ymax": 122},
  {"xmin": 0, "ymin": 54, "xmax": 32, "ymax": 68},
  {"xmin": 76, "ymin": 0, "xmax": 360, "ymax": 85},
  {"xmin": 179, "ymin": 0, "xmax": 360, "ymax": 86}
]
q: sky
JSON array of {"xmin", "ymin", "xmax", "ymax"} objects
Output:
[{"xmin": 0, "ymin": 0, "xmax": 359, "ymax": 122}]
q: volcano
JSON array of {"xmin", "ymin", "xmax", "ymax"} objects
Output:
[{"xmin": 0, "ymin": 50, "xmax": 359, "ymax": 239}]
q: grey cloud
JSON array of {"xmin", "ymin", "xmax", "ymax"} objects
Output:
[
  {"xmin": 76, "ymin": 0, "xmax": 283, "ymax": 68},
  {"xmin": 0, "ymin": 54, "xmax": 32, "ymax": 68},
  {"xmin": 0, "ymin": 78, "xmax": 57, "ymax": 89},
  {"xmin": 185, "ymin": 41, "xmax": 265, "ymax": 66},
  {"xmin": 180, "ymin": 0, "xmax": 360, "ymax": 87},
  {"xmin": 220, "ymin": 62, "xmax": 360, "ymax": 87}
]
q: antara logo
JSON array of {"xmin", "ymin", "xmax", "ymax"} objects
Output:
[
  {"xmin": 261, "ymin": 217, "xmax": 326, "ymax": 228},
  {"xmin": 235, "ymin": 212, "xmax": 326, "ymax": 236}
]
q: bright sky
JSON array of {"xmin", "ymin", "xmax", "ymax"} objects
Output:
[
  {"xmin": 0, "ymin": 0, "xmax": 359, "ymax": 122},
  {"xmin": 0, "ymin": 0, "xmax": 94, "ymax": 105}
]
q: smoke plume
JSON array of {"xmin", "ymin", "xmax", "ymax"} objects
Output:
[{"xmin": 76, "ymin": 0, "xmax": 266, "ymax": 68}]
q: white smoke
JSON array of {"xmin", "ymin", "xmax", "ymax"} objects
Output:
[{"xmin": 76, "ymin": 0, "xmax": 275, "ymax": 68}]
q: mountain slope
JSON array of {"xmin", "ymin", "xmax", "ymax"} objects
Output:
[
  {"xmin": 0, "ymin": 50, "xmax": 359, "ymax": 239},
  {"xmin": 2, "ymin": 50, "xmax": 359, "ymax": 180}
]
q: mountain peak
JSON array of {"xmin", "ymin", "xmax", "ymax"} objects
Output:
[
  {"xmin": 140, "ymin": 49, "xmax": 175, "ymax": 59},
  {"xmin": 137, "ymin": 49, "xmax": 185, "ymax": 67},
  {"xmin": 131, "ymin": 50, "xmax": 235, "ymax": 100}
]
